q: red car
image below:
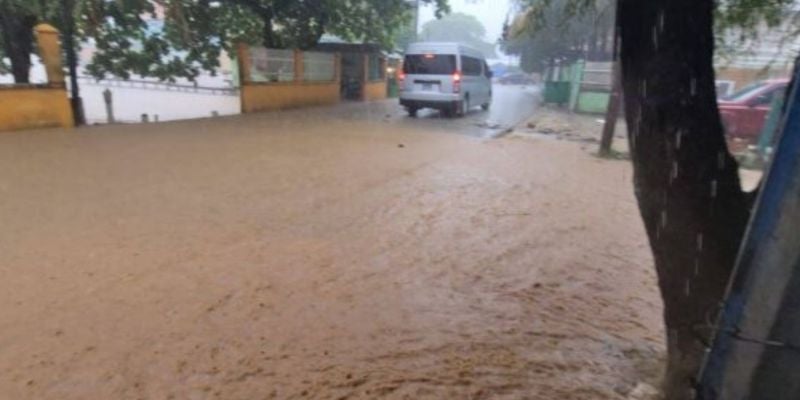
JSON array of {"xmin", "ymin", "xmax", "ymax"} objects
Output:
[{"xmin": 718, "ymin": 79, "xmax": 789, "ymax": 141}]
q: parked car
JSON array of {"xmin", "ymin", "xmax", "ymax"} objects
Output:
[
  {"xmin": 718, "ymin": 79, "xmax": 789, "ymax": 140},
  {"xmin": 399, "ymin": 42, "xmax": 493, "ymax": 118},
  {"xmin": 498, "ymin": 73, "xmax": 535, "ymax": 85}
]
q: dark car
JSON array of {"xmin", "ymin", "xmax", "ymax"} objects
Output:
[{"xmin": 718, "ymin": 79, "xmax": 789, "ymax": 140}]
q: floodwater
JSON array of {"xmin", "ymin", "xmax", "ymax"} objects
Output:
[
  {"xmin": 0, "ymin": 88, "xmax": 664, "ymax": 399},
  {"xmin": 335, "ymin": 85, "xmax": 541, "ymax": 138}
]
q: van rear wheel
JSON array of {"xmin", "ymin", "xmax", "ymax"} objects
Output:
[
  {"xmin": 458, "ymin": 97, "xmax": 469, "ymax": 117},
  {"xmin": 407, "ymin": 107, "xmax": 418, "ymax": 117}
]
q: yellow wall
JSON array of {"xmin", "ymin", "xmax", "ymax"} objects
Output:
[
  {"xmin": 35, "ymin": 24, "xmax": 65, "ymax": 85},
  {"xmin": 0, "ymin": 86, "xmax": 73, "ymax": 132},
  {"xmin": 241, "ymin": 82, "xmax": 340, "ymax": 113},
  {"xmin": 363, "ymin": 81, "xmax": 387, "ymax": 102}
]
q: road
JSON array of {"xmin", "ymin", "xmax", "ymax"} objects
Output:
[
  {"xmin": 324, "ymin": 84, "xmax": 541, "ymax": 138},
  {"xmin": 0, "ymin": 87, "xmax": 664, "ymax": 399}
]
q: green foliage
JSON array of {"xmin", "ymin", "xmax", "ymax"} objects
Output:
[
  {"xmin": 503, "ymin": 0, "xmax": 614, "ymax": 72},
  {"xmin": 714, "ymin": 0, "xmax": 800, "ymax": 61},
  {"xmin": 392, "ymin": 22, "xmax": 417, "ymax": 53},
  {"xmin": 419, "ymin": 12, "xmax": 497, "ymax": 58},
  {"xmin": 0, "ymin": 47, "xmax": 7, "ymax": 74},
  {"xmin": 717, "ymin": 0, "xmax": 798, "ymax": 32},
  {"xmin": 505, "ymin": 0, "xmax": 800, "ymax": 73},
  {"xmin": 0, "ymin": 0, "xmax": 450, "ymax": 83},
  {"xmin": 81, "ymin": 0, "xmax": 263, "ymax": 81},
  {"xmin": 512, "ymin": 0, "xmax": 797, "ymax": 28}
]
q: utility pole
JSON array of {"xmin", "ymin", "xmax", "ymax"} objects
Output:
[
  {"xmin": 103, "ymin": 88, "xmax": 114, "ymax": 124},
  {"xmin": 62, "ymin": 0, "xmax": 85, "ymax": 126},
  {"xmin": 599, "ymin": 62, "xmax": 622, "ymax": 157},
  {"xmin": 598, "ymin": 0, "xmax": 621, "ymax": 157}
]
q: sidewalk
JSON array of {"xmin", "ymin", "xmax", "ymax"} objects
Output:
[
  {"xmin": 513, "ymin": 105, "xmax": 762, "ymax": 190},
  {"xmin": 512, "ymin": 105, "xmax": 630, "ymax": 155}
]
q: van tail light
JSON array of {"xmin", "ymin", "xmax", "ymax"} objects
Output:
[
  {"xmin": 398, "ymin": 72, "xmax": 405, "ymax": 91},
  {"xmin": 453, "ymin": 72, "xmax": 462, "ymax": 93}
]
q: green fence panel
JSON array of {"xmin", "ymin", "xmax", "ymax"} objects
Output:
[{"xmin": 576, "ymin": 91, "xmax": 611, "ymax": 114}]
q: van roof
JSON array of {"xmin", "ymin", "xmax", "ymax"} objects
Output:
[{"xmin": 405, "ymin": 42, "xmax": 485, "ymax": 59}]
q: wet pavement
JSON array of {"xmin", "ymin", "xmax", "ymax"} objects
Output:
[
  {"xmin": 324, "ymin": 84, "xmax": 541, "ymax": 138},
  {"xmin": 0, "ymin": 90, "xmax": 663, "ymax": 400}
]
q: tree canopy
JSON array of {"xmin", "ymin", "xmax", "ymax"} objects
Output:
[
  {"xmin": 0, "ymin": 0, "xmax": 451, "ymax": 83},
  {"xmin": 502, "ymin": 0, "xmax": 615, "ymax": 72},
  {"xmin": 419, "ymin": 12, "xmax": 497, "ymax": 58},
  {"xmin": 505, "ymin": 0, "xmax": 800, "ymax": 72}
]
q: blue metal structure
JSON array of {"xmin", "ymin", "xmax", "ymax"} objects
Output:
[{"xmin": 697, "ymin": 62, "xmax": 800, "ymax": 399}]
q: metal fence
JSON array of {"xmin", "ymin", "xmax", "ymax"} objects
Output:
[
  {"xmin": 303, "ymin": 51, "xmax": 336, "ymax": 82},
  {"xmin": 77, "ymin": 76, "xmax": 238, "ymax": 96},
  {"xmin": 247, "ymin": 48, "xmax": 337, "ymax": 83},
  {"xmin": 249, "ymin": 48, "xmax": 295, "ymax": 83},
  {"xmin": 580, "ymin": 61, "xmax": 613, "ymax": 91}
]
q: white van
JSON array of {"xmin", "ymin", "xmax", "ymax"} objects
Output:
[{"xmin": 399, "ymin": 42, "xmax": 493, "ymax": 117}]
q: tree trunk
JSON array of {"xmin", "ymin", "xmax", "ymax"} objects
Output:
[
  {"xmin": 599, "ymin": 4, "xmax": 621, "ymax": 157},
  {"xmin": 588, "ymin": 23, "xmax": 599, "ymax": 61},
  {"xmin": 0, "ymin": 9, "xmax": 36, "ymax": 84},
  {"xmin": 63, "ymin": 0, "xmax": 85, "ymax": 126},
  {"xmin": 599, "ymin": 22, "xmax": 610, "ymax": 60},
  {"xmin": 261, "ymin": 10, "xmax": 278, "ymax": 48},
  {"xmin": 618, "ymin": 1, "xmax": 751, "ymax": 398},
  {"xmin": 599, "ymin": 61, "xmax": 621, "ymax": 156}
]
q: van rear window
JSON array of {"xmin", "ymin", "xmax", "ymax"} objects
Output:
[{"xmin": 403, "ymin": 55, "xmax": 457, "ymax": 75}]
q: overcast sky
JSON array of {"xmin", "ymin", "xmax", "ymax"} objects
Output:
[{"xmin": 419, "ymin": 0, "xmax": 515, "ymax": 44}]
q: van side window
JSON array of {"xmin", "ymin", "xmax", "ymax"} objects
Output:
[{"xmin": 462, "ymin": 56, "xmax": 482, "ymax": 76}]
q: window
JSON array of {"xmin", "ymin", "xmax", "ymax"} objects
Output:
[
  {"xmin": 249, "ymin": 48, "xmax": 295, "ymax": 82},
  {"xmin": 752, "ymin": 86, "xmax": 786, "ymax": 106},
  {"xmin": 368, "ymin": 55, "xmax": 385, "ymax": 81},
  {"xmin": 303, "ymin": 51, "xmax": 335, "ymax": 82},
  {"xmin": 403, "ymin": 54, "xmax": 456, "ymax": 75},
  {"xmin": 721, "ymin": 81, "xmax": 766, "ymax": 101},
  {"xmin": 716, "ymin": 80, "xmax": 736, "ymax": 97},
  {"xmin": 462, "ymin": 56, "xmax": 483, "ymax": 76}
]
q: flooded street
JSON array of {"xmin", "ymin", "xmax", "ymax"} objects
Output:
[
  {"xmin": 0, "ymin": 91, "xmax": 664, "ymax": 399},
  {"xmin": 330, "ymin": 85, "xmax": 542, "ymax": 138}
]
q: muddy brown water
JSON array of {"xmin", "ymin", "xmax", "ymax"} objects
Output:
[{"xmin": 0, "ymin": 102, "xmax": 663, "ymax": 399}]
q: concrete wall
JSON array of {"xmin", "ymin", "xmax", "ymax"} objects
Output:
[
  {"xmin": 0, "ymin": 86, "xmax": 74, "ymax": 132},
  {"xmin": 362, "ymin": 81, "xmax": 387, "ymax": 102},
  {"xmin": 237, "ymin": 44, "xmax": 389, "ymax": 112},
  {"xmin": 238, "ymin": 44, "xmax": 341, "ymax": 113},
  {"xmin": 241, "ymin": 82, "xmax": 339, "ymax": 113},
  {"xmin": 0, "ymin": 24, "xmax": 73, "ymax": 133},
  {"xmin": 360, "ymin": 54, "xmax": 387, "ymax": 101}
]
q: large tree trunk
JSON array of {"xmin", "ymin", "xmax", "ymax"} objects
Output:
[
  {"xmin": 588, "ymin": 22, "xmax": 599, "ymax": 61},
  {"xmin": 618, "ymin": 1, "xmax": 752, "ymax": 398},
  {"xmin": 261, "ymin": 10, "xmax": 278, "ymax": 48},
  {"xmin": 0, "ymin": 9, "xmax": 36, "ymax": 84}
]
